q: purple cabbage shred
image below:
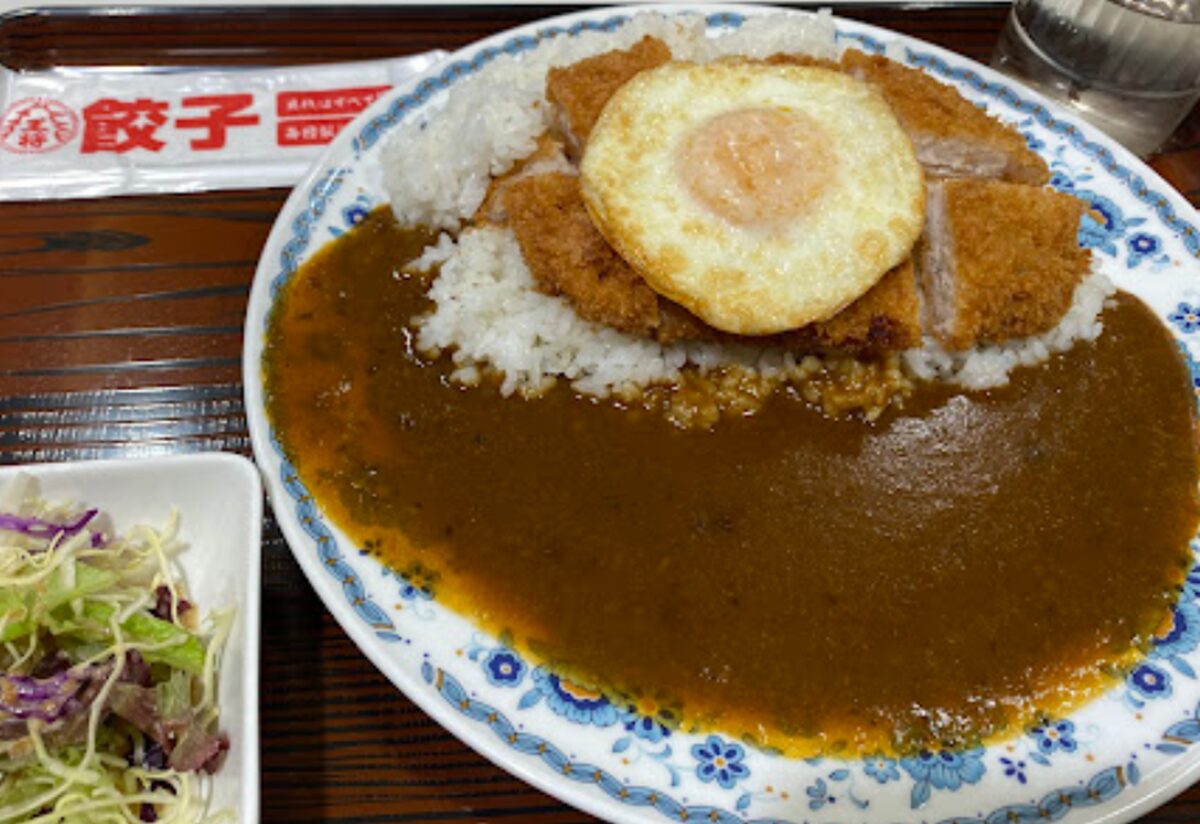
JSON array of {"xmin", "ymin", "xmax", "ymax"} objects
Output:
[
  {"xmin": 0, "ymin": 508, "xmax": 100, "ymax": 546},
  {"xmin": 0, "ymin": 669, "xmax": 86, "ymax": 723},
  {"xmin": 0, "ymin": 660, "xmax": 113, "ymax": 740}
]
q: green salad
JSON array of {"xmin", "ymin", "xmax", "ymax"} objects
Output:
[{"xmin": 0, "ymin": 475, "xmax": 234, "ymax": 823}]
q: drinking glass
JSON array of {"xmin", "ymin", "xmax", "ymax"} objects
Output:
[{"xmin": 992, "ymin": 0, "xmax": 1200, "ymax": 157}]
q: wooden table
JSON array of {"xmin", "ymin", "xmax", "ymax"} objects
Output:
[{"xmin": 2, "ymin": 5, "xmax": 1198, "ymax": 822}]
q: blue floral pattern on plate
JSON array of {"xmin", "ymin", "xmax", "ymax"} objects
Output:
[
  {"xmin": 623, "ymin": 709, "xmax": 672, "ymax": 744},
  {"xmin": 1170, "ymin": 303, "xmax": 1200, "ymax": 334},
  {"xmin": 900, "ymin": 748, "xmax": 986, "ymax": 808},
  {"xmin": 519, "ymin": 667, "xmax": 622, "ymax": 727},
  {"xmin": 1030, "ymin": 719, "xmax": 1078, "ymax": 755},
  {"xmin": 863, "ymin": 755, "xmax": 900, "ymax": 784},
  {"xmin": 246, "ymin": 6, "xmax": 1200, "ymax": 824},
  {"xmin": 692, "ymin": 736, "xmax": 751, "ymax": 790},
  {"xmin": 484, "ymin": 648, "xmax": 527, "ymax": 688}
]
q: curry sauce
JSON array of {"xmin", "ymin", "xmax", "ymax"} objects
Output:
[{"xmin": 264, "ymin": 208, "xmax": 1200, "ymax": 755}]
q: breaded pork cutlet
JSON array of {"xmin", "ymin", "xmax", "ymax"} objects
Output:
[
  {"xmin": 841, "ymin": 50, "xmax": 1048, "ymax": 186},
  {"xmin": 545, "ymin": 35, "xmax": 672, "ymax": 155},
  {"xmin": 504, "ymin": 171, "xmax": 923, "ymax": 351},
  {"xmin": 503, "ymin": 170, "xmax": 717, "ymax": 342},
  {"xmin": 503, "ymin": 171, "xmax": 662, "ymax": 335},
  {"xmin": 786, "ymin": 259, "xmax": 923, "ymax": 352},
  {"xmin": 920, "ymin": 178, "xmax": 1090, "ymax": 350}
]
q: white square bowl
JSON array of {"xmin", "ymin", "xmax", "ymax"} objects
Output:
[{"xmin": 0, "ymin": 453, "xmax": 261, "ymax": 823}]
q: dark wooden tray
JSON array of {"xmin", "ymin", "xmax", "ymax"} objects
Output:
[{"xmin": 1, "ymin": 6, "xmax": 1197, "ymax": 823}]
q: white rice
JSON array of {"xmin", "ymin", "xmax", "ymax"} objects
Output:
[
  {"xmin": 406, "ymin": 231, "xmax": 457, "ymax": 273},
  {"xmin": 387, "ymin": 10, "xmax": 1113, "ymax": 402},
  {"xmin": 700, "ymin": 9, "xmax": 837, "ymax": 62},
  {"xmin": 415, "ymin": 225, "xmax": 774, "ymax": 398},
  {"xmin": 414, "ymin": 226, "xmax": 681, "ymax": 396}
]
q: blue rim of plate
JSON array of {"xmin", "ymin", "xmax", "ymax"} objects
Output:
[{"xmin": 246, "ymin": 6, "xmax": 1200, "ymax": 824}]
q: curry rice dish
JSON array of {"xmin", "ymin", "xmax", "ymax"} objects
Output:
[{"xmin": 264, "ymin": 23, "xmax": 1200, "ymax": 757}]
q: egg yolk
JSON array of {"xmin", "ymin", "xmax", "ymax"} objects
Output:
[{"xmin": 676, "ymin": 107, "xmax": 835, "ymax": 230}]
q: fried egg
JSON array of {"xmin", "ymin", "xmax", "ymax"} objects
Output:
[{"xmin": 579, "ymin": 61, "xmax": 925, "ymax": 335}]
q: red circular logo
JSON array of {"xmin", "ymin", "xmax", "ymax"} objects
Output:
[{"xmin": 0, "ymin": 97, "xmax": 80, "ymax": 154}]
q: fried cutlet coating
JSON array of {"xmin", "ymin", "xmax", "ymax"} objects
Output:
[
  {"xmin": 656, "ymin": 300, "xmax": 716, "ymax": 344},
  {"xmin": 659, "ymin": 261, "xmax": 921, "ymax": 352},
  {"xmin": 926, "ymin": 178, "xmax": 1090, "ymax": 350},
  {"xmin": 841, "ymin": 50, "xmax": 1048, "ymax": 186},
  {"xmin": 764, "ymin": 52, "xmax": 842, "ymax": 71},
  {"xmin": 503, "ymin": 171, "xmax": 662, "ymax": 335},
  {"xmin": 786, "ymin": 259, "xmax": 922, "ymax": 352},
  {"xmin": 545, "ymin": 35, "xmax": 672, "ymax": 150},
  {"xmin": 504, "ymin": 171, "xmax": 921, "ymax": 352}
]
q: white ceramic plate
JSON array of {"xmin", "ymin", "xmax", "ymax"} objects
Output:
[
  {"xmin": 243, "ymin": 6, "xmax": 1200, "ymax": 823},
  {"xmin": 0, "ymin": 454, "xmax": 262, "ymax": 823}
]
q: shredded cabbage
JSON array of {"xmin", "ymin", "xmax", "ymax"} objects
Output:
[{"xmin": 0, "ymin": 475, "xmax": 235, "ymax": 823}]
